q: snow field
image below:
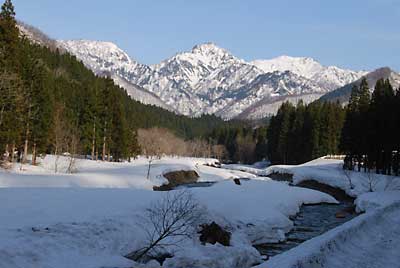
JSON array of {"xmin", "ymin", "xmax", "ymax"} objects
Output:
[{"xmin": 0, "ymin": 155, "xmax": 337, "ymax": 268}]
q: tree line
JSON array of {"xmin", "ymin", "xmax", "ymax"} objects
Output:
[
  {"xmin": 208, "ymin": 124, "xmax": 268, "ymax": 164},
  {"xmin": 266, "ymin": 100, "xmax": 345, "ymax": 165},
  {"xmin": 341, "ymin": 78, "xmax": 400, "ymax": 175},
  {"xmin": 0, "ymin": 0, "xmax": 240, "ymax": 165},
  {"xmin": 265, "ymin": 77, "xmax": 400, "ymax": 177}
]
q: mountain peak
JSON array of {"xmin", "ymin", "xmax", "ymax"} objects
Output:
[
  {"xmin": 59, "ymin": 40, "xmax": 125, "ymax": 55},
  {"xmin": 57, "ymin": 39, "xmax": 134, "ymax": 65},
  {"xmin": 251, "ymin": 55, "xmax": 324, "ymax": 78},
  {"xmin": 191, "ymin": 42, "xmax": 225, "ymax": 54}
]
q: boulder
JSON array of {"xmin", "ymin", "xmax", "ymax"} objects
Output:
[
  {"xmin": 233, "ymin": 178, "xmax": 241, "ymax": 185},
  {"xmin": 153, "ymin": 170, "xmax": 199, "ymax": 191},
  {"xmin": 199, "ymin": 222, "xmax": 231, "ymax": 246}
]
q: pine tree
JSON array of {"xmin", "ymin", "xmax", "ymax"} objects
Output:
[
  {"xmin": 393, "ymin": 88, "xmax": 400, "ymax": 175},
  {"xmin": 369, "ymin": 79, "xmax": 395, "ymax": 174},
  {"xmin": 0, "ymin": 0, "xmax": 19, "ymax": 69},
  {"xmin": 290, "ymin": 100, "xmax": 306, "ymax": 163}
]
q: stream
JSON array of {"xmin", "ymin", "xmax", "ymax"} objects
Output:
[
  {"xmin": 172, "ymin": 170, "xmax": 358, "ymax": 261},
  {"xmin": 254, "ymin": 201, "xmax": 357, "ymax": 260}
]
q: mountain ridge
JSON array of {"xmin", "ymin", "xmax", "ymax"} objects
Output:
[
  {"xmin": 319, "ymin": 67, "xmax": 400, "ymax": 103},
  {"xmin": 20, "ymin": 22, "xmax": 399, "ymax": 120},
  {"xmin": 58, "ymin": 39, "xmax": 366, "ymax": 119}
]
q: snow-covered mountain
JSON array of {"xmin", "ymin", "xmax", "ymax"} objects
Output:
[
  {"xmin": 251, "ymin": 56, "xmax": 366, "ymax": 91},
  {"xmin": 320, "ymin": 67, "xmax": 400, "ymax": 104},
  {"xmin": 57, "ymin": 40, "xmax": 366, "ymax": 119}
]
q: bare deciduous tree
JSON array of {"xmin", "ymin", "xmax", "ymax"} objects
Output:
[
  {"xmin": 137, "ymin": 128, "xmax": 163, "ymax": 179},
  {"xmin": 189, "ymin": 139, "xmax": 209, "ymax": 158},
  {"xmin": 52, "ymin": 105, "xmax": 80, "ymax": 173},
  {"xmin": 126, "ymin": 190, "xmax": 203, "ymax": 262},
  {"xmin": 212, "ymin": 144, "xmax": 227, "ymax": 161},
  {"xmin": 366, "ymin": 171, "xmax": 378, "ymax": 192},
  {"xmin": 343, "ymin": 168, "xmax": 354, "ymax": 190},
  {"xmin": 52, "ymin": 105, "xmax": 66, "ymax": 173},
  {"xmin": 66, "ymin": 124, "xmax": 80, "ymax": 174}
]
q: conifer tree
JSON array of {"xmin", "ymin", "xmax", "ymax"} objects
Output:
[{"xmin": 0, "ymin": 0, "xmax": 19, "ymax": 69}]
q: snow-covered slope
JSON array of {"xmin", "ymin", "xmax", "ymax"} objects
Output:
[
  {"xmin": 57, "ymin": 40, "xmax": 365, "ymax": 119},
  {"xmin": 17, "ymin": 22, "xmax": 58, "ymax": 50},
  {"xmin": 111, "ymin": 75, "xmax": 175, "ymax": 111},
  {"xmin": 320, "ymin": 67, "xmax": 400, "ymax": 103},
  {"xmin": 252, "ymin": 56, "xmax": 366, "ymax": 91}
]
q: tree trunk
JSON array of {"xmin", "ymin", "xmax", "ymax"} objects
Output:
[
  {"xmin": 146, "ymin": 157, "xmax": 153, "ymax": 180},
  {"xmin": 23, "ymin": 136, "xmax": 28, "ymax": 164},
  {"xmin": 4, "ymin": 143, "xmax": 9, "ymax": 162},
  {"xmin": 54, "ymin": 144, "xmax": 59, "ymax": 173},
  {"xmin": 11, "ymin": 142, "xmax": 15, "ymax": 163},
  {"xmin": 387, "ymin": 151, "xmax": 392, "ymax": 176},
  {"xmin": 32, "ymin": 142, "xmax": 37, "ymax": 165},
  {"xmin": 22, "ymin": 106, "xmax": 31, "ymax": 164},
  {"xmin": 0, "ymin": 105, "xmax": 4, "ymax": 127},
  {"xmin": 91, "ymin": 118, "xmax": 96, "ymax": 160},
  {"xmin": 102, "ymin": 122, "xmax": 107, "ymax": 161}
]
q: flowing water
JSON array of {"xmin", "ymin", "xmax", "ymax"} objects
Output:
[
  {"xmin": 255, "ymin": 201, "xmax": 357, "ymax": 260},
  {"xmin": 174, "ymin": 173, "xmax": 358, "ymax": 261}
]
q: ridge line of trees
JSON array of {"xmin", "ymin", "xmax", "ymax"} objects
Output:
[
  {"xmin": 266, "ymin": 100, "xmax": 345, "ymax": 165},
  {"xmin": 341, "ymin": 78, "xmax": 400, "ymax": 175}
]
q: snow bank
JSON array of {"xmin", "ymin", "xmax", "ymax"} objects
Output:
[
  {"xmin": 256, "ymin": 201, "xmax": 400, "ymax": 268},
  {"xmin": 0, "ymin": 155, "xmax": 255, "ymax": 190},
  {"xmin": 261, "ymin": 158, "xmax": 400, "ymax": 197},
  {"xmin": 355, "ymin": 191, "xmax": 400, "ymax": 213}
]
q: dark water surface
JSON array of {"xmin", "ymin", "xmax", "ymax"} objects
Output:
[{"xmin": 255, "ymin": 202, "xmax": 357, "ymax": 259}]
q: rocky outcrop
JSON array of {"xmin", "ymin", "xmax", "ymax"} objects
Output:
[
  {"xmin": 153, "ymin": 170, "xmax": 199, "ymax": 191},
  {"xmin": 199, "ymin": 222, "xmax": 231, "ymax": 246}
]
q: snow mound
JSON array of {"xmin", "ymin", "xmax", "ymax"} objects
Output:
[
  {"xmin": 355, "ymin": 191, "xmax": 400, "ymax": 213},
  {"xmin": 264, "ymin": 158, "xmax": 400, "ymax": 197}
]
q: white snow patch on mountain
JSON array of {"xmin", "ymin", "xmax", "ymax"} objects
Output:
[{"xmin": 252, "ymin": 55, "xmax": 367, "ymax": 90}]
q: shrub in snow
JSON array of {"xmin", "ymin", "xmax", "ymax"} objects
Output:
[{"xmin": 125, "ymin": 190, "xmax": 204, "ymax": 263}]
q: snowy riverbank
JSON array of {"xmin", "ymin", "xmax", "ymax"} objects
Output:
[
  {"xmin": 0, "ymin": 156, "xmax": 336, "ymax": 268},
  {"xmin": 227, "ymin": 158, "xmax": 400, "ymax": 268}
]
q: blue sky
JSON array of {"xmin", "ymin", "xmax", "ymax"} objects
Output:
[{"xmin": 13, "ymin": 0, "xmax": 400, "ymax": 71}]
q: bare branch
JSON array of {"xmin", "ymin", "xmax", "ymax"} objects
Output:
[{"xmin": 126, "ymin": 190, "xmax": 204, "ymax": 263}]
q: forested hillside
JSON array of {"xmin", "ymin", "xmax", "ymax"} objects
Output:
[{"xmin": 0, "ymin": 0, "xmax": 243, "ymax": 163}]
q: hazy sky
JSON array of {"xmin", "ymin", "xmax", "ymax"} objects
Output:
[{"xmin": 13, "ymin": 0, "xmax": 400, "ymax": 71}]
